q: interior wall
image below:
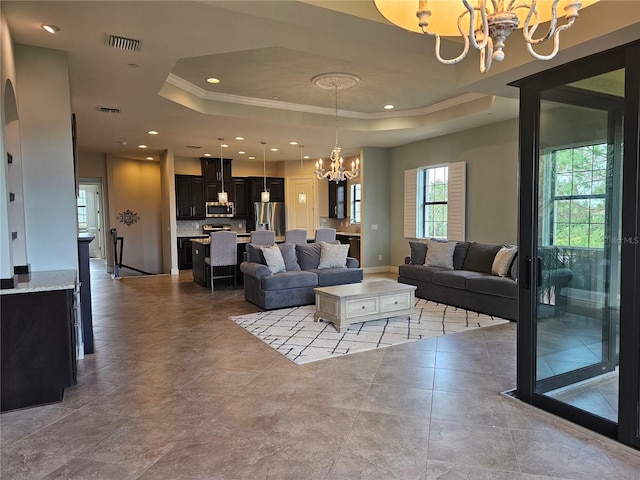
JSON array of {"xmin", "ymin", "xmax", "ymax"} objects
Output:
[
  {"xmin": 0, "ymin": 15, "xmax": 18, "ymax": 280},
  {"xmin": 389, "ymin": 118, "xmax": 519, "ymax": 266},
  {"xmin": 15, "ymin": 44, "xmax": 78, "ymax": 272},
  {"xmin": 173, "ymin": 156, "xmax": 282, "ymax": 178},
  {"xmin": 160, "ymin": 150, "xmax": 177, "ymax": 274},
  {"xmin": 106, "ymin": 155, "xmax": 162, "ymax": 274},
  {"xmin": 361, "ymin": 147, "xmax": 391, "ymax": 269}
]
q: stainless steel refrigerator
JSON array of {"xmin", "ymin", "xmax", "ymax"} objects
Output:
[{"xmin": 254, "ymin": 202, "xmax": 285, "ymax": 236}]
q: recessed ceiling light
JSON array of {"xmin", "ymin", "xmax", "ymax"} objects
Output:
[
  {"xmin": 238, "ymin": 151, "xmax": 246, "ymax": 155},
  {"xmin": 147, "ymin": 130, "xmax": 158, "ymax": 135},
  {"xmin": 289, "ymin": 141, "xmax": 298, "ymax": 145},
  {"xmin": 146, "ymin": 156, "xmax": 153, "ymax": 161},
  {"xmin": 248, "ymin": 156, "xmax": 255, "ymax": 160},
  {"xmin": 235, "ymin": 136, "xmax": 244, "ymax": 141},
  {"xmin": 303, "ymin": 155, "xmax": 310, "ymax": 159},
  {"xmin": 41, "ymin": 24, "xmax": 60, "ymax": 34},
  {"xmin": 384, "ymin": 104, "xmax": 395, "ymax": 110},
  {"xmin": 221, "ymin": 143, "xmax": 228, "ymax": 148},
  {"xmin": 206, "ymin": 77, "xmax": 220, "ymax": 84},
  {"xmin": 138, "ymin": 145, "xmax": 147, "ymax": 149},
  {"xmin": 203, "ymin": 153, "xmax": 212, "ymax": 157},
  {"xmin": 270, "ymin": 148, "xmax": 278, "ymax": 152}
]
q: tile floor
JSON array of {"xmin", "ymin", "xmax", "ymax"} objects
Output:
[{"xmin": 2, "ymin": 262, "xmax": 640, "ymax": 479}]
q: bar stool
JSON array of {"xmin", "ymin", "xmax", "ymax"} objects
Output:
[
  {"xmin": 205, "ymin": 231, "xmax": 237, "ymax": 292},
  {"xmin": 250, "ymin": 230, "xmax": 276, "ymax": 245},
  {"xmin": 285, "ymin": 229, "xmax": 307, "ymax": 244},
  {"xmin": 314, "ymin": 228, "xmax": 336, "ymax": 243}
]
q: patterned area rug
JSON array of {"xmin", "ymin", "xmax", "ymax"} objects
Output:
[{"xmin": 229, "ymin": 299, "xmax": 509, "ymax": 365}]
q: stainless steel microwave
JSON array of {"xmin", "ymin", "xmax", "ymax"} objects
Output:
[{"xmin": 205, "ymin": 202, "xmax": 235, "ymax": 218}]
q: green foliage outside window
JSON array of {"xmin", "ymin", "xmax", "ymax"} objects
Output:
[{"xmin": 552, "ymin": 144, "xmax": 607, "ymax": 248}]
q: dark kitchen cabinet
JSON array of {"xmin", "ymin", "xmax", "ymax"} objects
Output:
[
  {"xmin": 201, "ymin": 157, "xmax": 232, "ymax": 183},
  {"xmin": 177, "ymin": 237, "xmax": 193, "ymax": 270},
  {"xmin": 1, "ymin": 288, "xmax": 77, "ymax": 412},
  {"xmin": 232, "ymin": 178, "xmax": 248, "ymax": 218},
  {"xmin": 176, "ymin": 175, "xmax": 205, "ymax": 219},
  {"xmin": 248, "ymin": 177, "xmax": 285, "ymax": 203},
  {"xmin": 328, "ymin": 180, "xmax": 347, "ymax": 218},
  {"xmin": 205, "ymin": 182, "xmax": 227, "ymax": 202}
]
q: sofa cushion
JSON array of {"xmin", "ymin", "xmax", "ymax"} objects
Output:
[
  {"xmin": 318, "ymin": 242, "xmax": 349, "ymax": 269},
  {"xmin": 453, "ymin": 242, "xmax": 470, "ymax": 270},
  {"xmin": 491, "ymin": 246, "xmax": 518, "ymax": 277},
  {"xmin": 398, "ymin": 264, "xmax": 447, "ymax": 283},
  {"xmin": 466, "ymin": 274, "xmax": 517, "ymax": 299},
  {"xmin": 409, "ymin": 241, "xmax": 427, "ymax": 265},
  {"xmin": 296, "ymin": 243, "xmax": 322, "ymax": 270},
  {"xmin": 462, "ymin": 242, "xmax": 502, "ymax": 273},
  {"xmin": 425, "ymin": 239, "xmax": 456, "ymax": 269},
  {"xmin": 261, "ymin": 271, "xmax": 318, "ymax": 291},
  {"xmin": 311, "ymin": 267, "xmax": 363, "ymax": 287},
  {"xmin": 432, "ymin": 270, "xmax": 483, "ymax": 289}
]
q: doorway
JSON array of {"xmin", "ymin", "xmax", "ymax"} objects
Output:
[
  {"xmin": 516, "ymin": 41, "xmax": 639, "ymax": 449},
  {"xmin": 78, "ymin": 181, "xmax": 104, "ymax": 259}
]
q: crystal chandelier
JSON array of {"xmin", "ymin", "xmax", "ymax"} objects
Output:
[
  {"xmin": 373, "ymin": 0, "xmax": 599, "ymax": 73},
  {"xmin": 217, "ymin": 137, "xmax": 228, "ymax": 204},
  {"xmin": 312, "ymin": 73, "xmax": 360, "ymax": 183}
]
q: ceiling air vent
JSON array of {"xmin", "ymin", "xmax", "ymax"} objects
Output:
[
  {"xmin": 105, "ymin": 34, "xmax": 142, "ymax": 52},
  {"xmin": 98, "ymin": 107, "xmax": 121, "ymax": 114}
]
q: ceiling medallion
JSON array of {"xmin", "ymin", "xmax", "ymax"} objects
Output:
[{"xmin": 312, "ymin": 73, "xmax": 361, "ymax": 183}]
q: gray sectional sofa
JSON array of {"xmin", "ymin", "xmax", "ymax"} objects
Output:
[
  {"xmin": 240, "ymin": 242, "xmax": 363, "ymax": 310},
  {"xmin": 398, "ymin": 240, "xmax": 520, "ymax": 321}
]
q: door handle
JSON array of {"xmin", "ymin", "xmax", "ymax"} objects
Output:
[{"xmin": 524, "ymin": 256, "xmax": 532, "ymax": 290}]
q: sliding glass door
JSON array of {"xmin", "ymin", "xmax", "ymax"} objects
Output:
[{"xmin": 517, "ymin": 41, "xmax": 639, "ymax": 449}]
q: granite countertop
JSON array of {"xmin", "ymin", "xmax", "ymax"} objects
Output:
[
  {"xmin": 336, "ymin": 232, "xmax": 361, "ymax": 237},
  {"xmin": 0, "ymin": 270, "xmax": 77, "ymax": 296},
  {"xmin": 192, "ymin": 235, "xmax": 286, "ymax": 245}
]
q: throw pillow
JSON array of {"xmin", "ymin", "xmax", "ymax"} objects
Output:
[
  {"xmin": 261, "ymin": 245, "xmax": 286, "ymax": 274},
  {"xmin": 424, "ymin": 239, "xmax": 456, "ymax": 270},
  {"xmin": 245, "ymin": 243, "xmax": 266, "ymax": 264},
  {"xmin": 296, "ymin": 243, "xmax": 322, "ymax": 270},
  {"xmin": 491, "ymin": 245, "xmax": 518, "ymax": 277},
  {"xmin": 462, "ymin": 242, "xmax": 502, "ymax": 273},
  {"xmin": 318, "ymin": 242, "xmax": 350, "ymax": 269},
  {"xmin": 278, "ymin": 243, "xmax": 301, "ymax": 272},
  {"xmin": 409, "ymin": 241, "xmax": 427, "ymax": 265},
  {"xmin": 453, "ymin": 241, "xmax": 470, "ymax": 270}
]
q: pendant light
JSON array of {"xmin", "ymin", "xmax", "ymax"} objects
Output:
[
  {"xmin": 217, "ymin": 137, "xmax": 228, "ymax": 204},
  {"xmin": 261, "ymin": 141, "xmax": 270, "ymax": 203},
  {"xmin": 298, "ymin": 145, "xmax": 307, "ymax": 204}
]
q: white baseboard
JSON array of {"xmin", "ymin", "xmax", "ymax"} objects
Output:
[
  {"xmin": 171, "ymin": 267, "xmax": 179, "ymax": 275},
  {"xmin": 363, "ymin": 266, "xmax": 399, "ymax": 274}
]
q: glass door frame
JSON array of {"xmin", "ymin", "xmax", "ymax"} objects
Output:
[{"xmin": 515, "ymin": 40, "xmax": 640, "ymax": 449}]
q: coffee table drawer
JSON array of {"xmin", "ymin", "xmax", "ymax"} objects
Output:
[
  {"xmin": 346, "ymin": 297, "xmax": 379, "ymax": 319},
  {"xmin": 380, "ymin": 292, "xmax": 412, "ymax": 313}
]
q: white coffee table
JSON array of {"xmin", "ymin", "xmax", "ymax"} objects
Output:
[{"xmin": 314, "ymin": 280, "xmax": 417, "ymax": 332}]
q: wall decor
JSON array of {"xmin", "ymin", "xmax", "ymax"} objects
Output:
[{"xmin": 116, "ymin": 209, "xmax": 140, "ymax": 226}]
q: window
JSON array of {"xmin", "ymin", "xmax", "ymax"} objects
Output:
[
  {"xmin": 548, "ymin": 143, "xmax": 607, "ymax": 248},
  {"xmin": 77, "ymin": 189, "xmax": 87, "ymax": 228},
  {"xmin": 404, "ymin": 162, "xmax": 465, "ymax": 240},
  {"xmin": 420, "ymin": 166, "xmax": 448, "ymax": 238},
  {"xmin": 350, "ymin": 183, "xmax": 361, "ymax": 223}
]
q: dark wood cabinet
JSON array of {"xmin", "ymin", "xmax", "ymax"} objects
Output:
[
  {"xmin": 267, "ymin": 177, "xmax": 285, "ymax": 202},
  {"xmin": 1, "ymin": 288, "xmax": 77, "ymax": 412},
  {"xmin": 177, "ymin": 237, "xmax": 193, "ymax": 270},
  {"xmin": 232, "ymin": 178, "xmax": 248, "ymax": 218},
  {"xmin": 176, "ymin": 175, "xmax": 205, "ymax": 219},
  {"xmin": 205, "ymin": 182, "xmax": 226, "ymax": 202},
  {"xmin": 329, "ymin": 180, "xmax": 347, "ymax": 218},
  {"xmin": 201, "ymin": 157, "xmax": 232, "ymax": 183}
]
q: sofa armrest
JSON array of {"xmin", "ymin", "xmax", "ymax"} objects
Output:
[
  {"xmin": 346, "ymin": 257, "xmax": 360, "ymax": 268},
  {"xmin": 404, "ymin": 256, "xmax": 411, "ymax": 264},
  {"xmin": 240, "ymin": 261, "xmax": 271, "ymax": 279},
  {"xmin": 548, "ymin": 267, "xmax": 573, "ymax": 289}
]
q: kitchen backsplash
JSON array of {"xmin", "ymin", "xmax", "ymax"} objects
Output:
[
  {"xmin": 319, "ymin": 217, "xmax": 360, "ymax": 233},
  {"xmin": 176, "ymin": 219, "xmax": 247, "ymax": 237}
]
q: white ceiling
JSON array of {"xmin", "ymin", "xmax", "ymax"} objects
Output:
[{"xmin": 3, "ymin": 1, "xmax": 638, "ymax": 163}]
